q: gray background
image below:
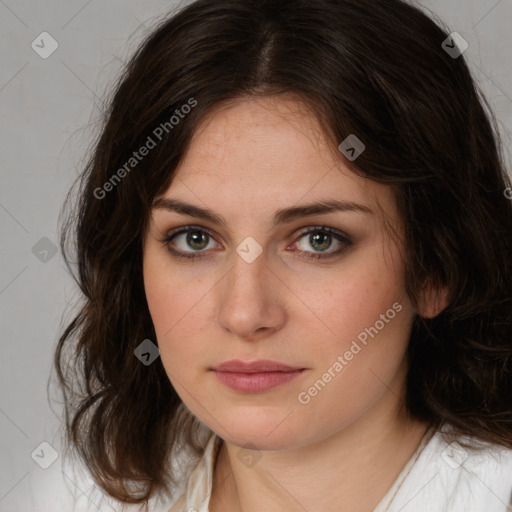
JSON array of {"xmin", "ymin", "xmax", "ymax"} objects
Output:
[{"xmin": 1, "ymin": 0, "xmax": 511, "ymax": 510}]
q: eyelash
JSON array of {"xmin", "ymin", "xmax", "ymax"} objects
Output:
[{"xmin": 159, "ymin": 225, "xmax": 353, "ymax": 262}]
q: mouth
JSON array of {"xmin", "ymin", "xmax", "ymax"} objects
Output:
[{"xmin": 210, "ymin": 359, "xmax": 307, "ymax": 393}]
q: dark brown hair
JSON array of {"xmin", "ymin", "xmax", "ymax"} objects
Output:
[{"xmin": 55, "ymin": 0, "xmax": 512, "ymax": 507}]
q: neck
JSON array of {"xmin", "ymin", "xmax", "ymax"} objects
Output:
[{"xmin": 210, "ymin": 394, "xmax": 431, "ymax": 512}]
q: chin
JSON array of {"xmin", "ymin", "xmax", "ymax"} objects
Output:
[
  {"xmin": 225, "ymin": 431, "xmax": 299, "ymax": 451},
  {"xmin": 208, "ymin": 408, "xmax": 308, "ymax": 451}
]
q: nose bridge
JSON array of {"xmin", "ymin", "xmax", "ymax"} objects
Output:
[
  {"xmin": 228, "ymin": 237, "xmax": 269, "ymax": 297},
  {"xmin": 217, "ymin": 237, "xmax": 285, "ymax": 338}
]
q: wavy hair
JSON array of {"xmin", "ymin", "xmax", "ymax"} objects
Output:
[{"xmin": 55, "ymin": 0, "xmax": 512, "ymax": 506}]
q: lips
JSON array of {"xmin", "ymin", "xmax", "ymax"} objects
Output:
[
  {"xmin": 210, "ymin": 359, "xmax": 307, "ymax": 392},
  {"xmin": 211, "ymin": 359, "xmax": 304, "ymax": 372}
]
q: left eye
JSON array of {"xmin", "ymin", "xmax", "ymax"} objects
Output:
[
  {"xmin": 293, "ymin": 227, "xmax": 351, "ymax": 258},
  {"xmin": 162, "ymin": 226, "xmax": 352, "ymax": 261}
]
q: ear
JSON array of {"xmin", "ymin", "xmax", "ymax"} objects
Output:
[{"xmin": 416, "ymin": 280, "xmax": 451, "ymax": 319}]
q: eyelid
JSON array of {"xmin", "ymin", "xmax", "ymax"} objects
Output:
[{"xmin": 161, "ymin": 224, "xmax": 220, "ymax": 244}]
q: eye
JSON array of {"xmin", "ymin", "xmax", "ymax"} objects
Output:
[
  {"xmin": 292, "ymin": 226, "xmax": 352, "ymax": 260},
  {"xmin": 162, "ymin": 226, "xmax": 219, "ymax": 260},
  {"xmin": 160, "ymin": 225, "xmax": 352, "ymax": 261}
]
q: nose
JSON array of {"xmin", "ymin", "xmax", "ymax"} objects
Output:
[{"xmin": 216, "ymin": 248, "xmax": 287, "ymax": 341}]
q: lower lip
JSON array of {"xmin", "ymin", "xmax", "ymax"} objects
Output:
[{"xmin": 212, "ymin": 370, "xmax": 305, "ymax": 392}]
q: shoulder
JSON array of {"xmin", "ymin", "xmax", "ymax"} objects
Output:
[
  {"xmin": 386, "ymin": 426, "xmax": 512, "ymax": 512},
  {"xmin": 8, "ymin": 432, "xmax": 210, "ymax": 512}
]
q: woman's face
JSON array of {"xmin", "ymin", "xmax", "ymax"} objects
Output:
[{"xmin": 143, "ymin": 95, "xmax": 418, "ymax": 450}]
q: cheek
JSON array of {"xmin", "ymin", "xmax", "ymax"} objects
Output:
[
  {"xmin": 143, "ymin": 252, "xmax": 214, "ymax": 375},
  {"xmin": 294, "ymin": 239, "xmax": 408, "ymax": 353},
  {"xmin": 144, "ymin": 245, "xmax": 195, "ymax": 331},
  {"xmin": 296, "ymin": 242, "xmax": 413, "ymax": 405}
]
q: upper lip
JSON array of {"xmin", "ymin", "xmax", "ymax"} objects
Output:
[{"xmin": 211, "ymin": 359, "xmax": 305, "ymax": 372}]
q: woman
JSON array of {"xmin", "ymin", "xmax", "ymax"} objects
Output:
[{"xmin": 55, "ymin": 0, "xmax": 512, "ymax": 510}]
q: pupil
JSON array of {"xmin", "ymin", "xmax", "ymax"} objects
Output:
[
  {"xmin": 188, "ymin": 231, "xmax": 208, "ymax": 250},
  {"xmin": 311, "ymin": 232, "xmax": 331, "ymax": 251}
]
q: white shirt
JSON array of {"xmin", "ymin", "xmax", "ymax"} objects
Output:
[
  {"xmin": 13, "ymin": 424, "xmax": 512, "ymax": 511},
  {"xmin": 166, "ymin": 425, "xmax": 512, "ymax": 512}
]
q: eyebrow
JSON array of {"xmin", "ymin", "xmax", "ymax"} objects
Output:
[{"xmin": 152, "ymin": 197, "xmax": 374, "ymax": 228}]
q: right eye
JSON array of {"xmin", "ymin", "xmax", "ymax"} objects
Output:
[{"xmin": 161, "ymin": 226, "xmax": 220, "ymax": 261}]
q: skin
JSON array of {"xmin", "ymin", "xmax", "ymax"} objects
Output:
[{"xmin": 142, "ymin": 95, "xmax": 448, "ymax": 511}]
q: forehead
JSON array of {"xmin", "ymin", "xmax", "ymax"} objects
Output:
[
  {"xmin": 179, "ymin": 95, "xmax": 340, "ymax": 179},
  {"xmin": 155, "ymin": 95, "xmax": 398, "ymax": 226}
]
